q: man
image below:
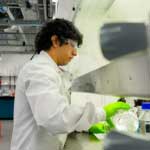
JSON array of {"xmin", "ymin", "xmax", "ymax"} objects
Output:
[{"xmin": 11, "ymin": 18, "xmax": 130, "ymax": 150}]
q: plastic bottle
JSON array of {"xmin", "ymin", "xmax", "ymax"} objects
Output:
[{"xmin": 139, "ymin": 102, "xmax": 150, "ymax": 137}]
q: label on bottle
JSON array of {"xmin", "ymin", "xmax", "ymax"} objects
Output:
[
  {"xmin": 145, "ymin": 122, "xmax": 150, "ymax": 133},
  {"xmin": 139, "ymin": 120, "xmax": 150, "ymax": 135}
]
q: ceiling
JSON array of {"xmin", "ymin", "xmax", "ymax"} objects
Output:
[{"xmin": 0, "ymin": 0, "xmax": 57, "ymax": 53}]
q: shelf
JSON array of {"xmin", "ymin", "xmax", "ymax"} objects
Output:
[{"xmin": 0, "ymin": 76, "xmax": 16, "ymax": 97}]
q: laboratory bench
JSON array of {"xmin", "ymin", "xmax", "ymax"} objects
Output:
[
  {"xmin": 1, "ymin": 121, "xmax": 150, "ymax": 150},
  {"xmin": 0, "ymin": 121, "xmax": 103, "ymax": 150},
  {"xmin": 64, "ymin": 132, "xmax": 103, "ymax": 150}
]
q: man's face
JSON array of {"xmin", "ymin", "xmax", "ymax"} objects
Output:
[{"xmin": 57, "ymin": 39, "xmax": 78, "ymax": 66}]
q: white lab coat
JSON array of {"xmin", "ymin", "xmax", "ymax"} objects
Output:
[{"xmin": 11, "ymin": 51, "xmax": 106, "ymax": 150}]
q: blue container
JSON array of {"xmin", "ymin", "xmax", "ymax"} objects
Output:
[{"xmin": 142, "ymin": 102, "xmax": 150, "ymax": 110}]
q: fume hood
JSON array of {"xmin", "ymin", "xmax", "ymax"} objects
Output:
[
  {"xmin": 70, "ymin": 0, "xmax": 150, "ymax": 149},
  {"xmin": 71, "ymin": 0, "xmax": 150, "ymax": 99}
]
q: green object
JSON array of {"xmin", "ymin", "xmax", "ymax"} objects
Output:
[
  {"xmin": 89, "ymin": 134, "xmax": 101, "ymax": 142},
  {"xmin": 104, "ymin": 101, "xmax": 130, "ymax": 119},
  {"xmin": 89, "ymin": 122, "xmax": 111, "ymax": 134}
]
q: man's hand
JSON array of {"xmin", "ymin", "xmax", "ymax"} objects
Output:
[
  {"xmin": 104, "ymin": 101, "xmax": 131, "ymax": 127},
  {"xmin": 104, "ymin": 101, "xmax": 130, "ymax": 118},
  {"xmin": 88, "ymin": 102, "xmax": 131, "ymax": 134}
]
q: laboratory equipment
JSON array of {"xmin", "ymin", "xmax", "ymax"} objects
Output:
[
  {"xmin": 71, "ymin": 22, "xmax": 150, "ymax": 98},
  {"xmin": 139, "ymin": 102, "xmax": 150, "ymax": 137},
  {"xmin": 112, "ymin": 110, "xmax": 139, "ymax": 133},
  {"xmin": 71, "ymin": 21, "xmax": 150, "ymax": 149},
  {"xmin": 104, "ymin": 130, "xmax": 150, "ymax": 150},
  {"xmin": 100, "ymin": 23, "xmax": 147, "ymax": 60}
]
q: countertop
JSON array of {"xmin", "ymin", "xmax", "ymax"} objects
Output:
[{"xmin": 64, "ymin": 132, "xmax": 103, "ymax": 150}]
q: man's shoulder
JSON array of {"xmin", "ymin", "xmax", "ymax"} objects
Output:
[
  {"xmin": 19, "ymin": 59, "xmax": 59, "ymax": 82},
  {"xmin": 22, "ymin": 60, "xmax": 57, "ymax": 75}
]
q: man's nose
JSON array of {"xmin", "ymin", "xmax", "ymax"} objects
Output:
[{"xmin": 72, "ymin": 49, "xmax": 77, "ymax": 56}]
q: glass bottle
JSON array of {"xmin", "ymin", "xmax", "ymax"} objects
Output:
[{"xmin": 139, "ymin": 102, "xmax": 150, "ymax": 138}]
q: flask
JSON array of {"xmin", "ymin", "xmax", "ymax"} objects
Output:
[
  {"xmin": 139, "ymin": 102, "xmax": 150, "ymax": 137},
  {"xmin": 112, "ymin": 109, "xmax": 139, "ymax": 132}
]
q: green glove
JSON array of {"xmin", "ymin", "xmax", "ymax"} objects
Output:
[
  {"xmin": 88, "ymin": 122, "xmax": 111, "ymax": 134},
  {"xmin": 88, "ymin": 102, "xmax": 131, "ymax": 134},
  {"xmin": 104, "ymin": 101, "xmax": 131, "ymax": 127},
  {"xmin": 104, "ymin": 101, "xmax": 131, "ymax": 118}
]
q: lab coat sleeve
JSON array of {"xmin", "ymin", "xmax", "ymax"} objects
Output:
[{"xmin": 25, "ymin": 71, "xmax": 106, "ymax": 135}]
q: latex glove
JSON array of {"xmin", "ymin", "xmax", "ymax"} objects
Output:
[
  {"xmin": 89, "ymin": 122, "xmax": 111, "ymax": 134},
  {"xmin": 104, "ymin": 102, "xmax": 131, "ymax": 127}
]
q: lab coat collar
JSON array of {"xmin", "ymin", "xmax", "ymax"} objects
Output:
[
  {"xmin": 40, "ymin": 50, "xmax": 61, "ymax": 73},
  {"xmin": 40, "ymin": 50, "xmax": 71, "ymax": 75}
]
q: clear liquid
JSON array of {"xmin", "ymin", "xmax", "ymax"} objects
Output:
[{"xmin": 112, "ymin": 110, "xmax": 139, "ymax": 132}]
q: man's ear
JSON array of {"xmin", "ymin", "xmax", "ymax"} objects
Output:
[{"xmin": 51, "ymin": 35, "xmax": 60, "ymax": 48}]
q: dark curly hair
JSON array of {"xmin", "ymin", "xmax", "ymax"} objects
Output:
[{"xmin": 34, "ymin": 18, "xmax": 83, "ymax": 54}]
